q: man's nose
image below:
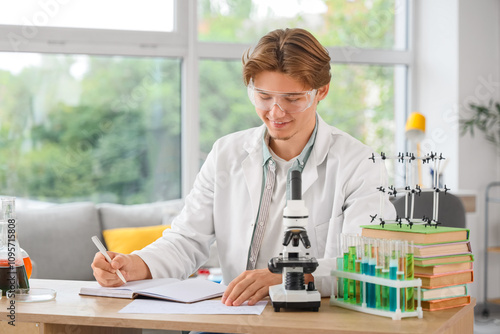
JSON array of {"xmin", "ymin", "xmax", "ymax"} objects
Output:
[{"xmin": 268, "ymin": 102, "xmax": 286, "ymax": 117}]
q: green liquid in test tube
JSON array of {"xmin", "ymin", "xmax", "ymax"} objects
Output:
[
  {"xmin": 337, "ymin": 256, "xmax": 344, "ymax": 299},
  {"xmin": 336, "ymin": 234, "xmax": 344, "ymax": 299},
  {"xmin": 342, "ymin": 234, "xmax": 350, "ymax": 302},
  {"xmin": 355, "ymin": 237, "xmax": 363, "ymax": 305},
  {"xmin": 406, "ymin": 241, "xmax": 415, "ymax": 311}
]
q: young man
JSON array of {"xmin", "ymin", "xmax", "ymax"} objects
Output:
[{"xmin": 91, "ymin": 28, "xmax": 395, "ymax": 306}]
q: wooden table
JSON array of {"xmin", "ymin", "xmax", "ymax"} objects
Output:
[{"xmin": 0, "ymin": 279, "xmax": 475, "ymax": 334}]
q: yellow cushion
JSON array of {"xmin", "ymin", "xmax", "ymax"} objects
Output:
[{"xmin": 102, "ymin": 225, "xmax": 170, "ymax": 254}]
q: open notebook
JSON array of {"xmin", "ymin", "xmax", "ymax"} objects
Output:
[{"xmin": 80, "ymin": 278, "xmax": 227, "ymax": 303}]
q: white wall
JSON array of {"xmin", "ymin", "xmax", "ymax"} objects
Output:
[
  {"xmin": 413, "ymin": 0, "xmax": 459, "ymax": 189},
  {"xmin": 414, "ymin": 0, "xmax": 500, "ymax": 304},
  {"xmin": 458, "ymin": 0, "xmax": 500, "ymax": 307}
]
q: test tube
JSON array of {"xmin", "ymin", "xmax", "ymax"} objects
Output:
[
  {"xmin": 355, "ymin": 236, "xmax": 363, "ymax": 305},
  {"xmin": 361, "ymin": 237, "xmax": 370, "ymax": 307},
  {"xmin": 389, "ymin": 240, "xmax": 398, "ymax": 312},
  {"xmin": 398, "ymin": 240, "xmax": 406, "ymax": 312},
  {"xmin": 376, "ymin": 239, "xmax": 385, "ymax": 310},
  {"xmin": 406, "ymin": 241, "xmax": 415, "ymax": 311},
  {"xmin": 348, "ymin": 234, "xmax": 358, "ymax": 303},
  {"xmin": 363, "ymin": 238, "xmax": 372, "ymax": 307},
  {"xmin": 342, "ymin": 234, "xmax": 350, "ymax": 302},
  {"xmin": 336, "ymin": 234, "xmax": 344, "ymax": 299},
  {"xmin": 368, "ymin": 238, "xmax": 377, "ymax": 308},
  {"xmin": 381, "ymin": 239, "xmax": 390, "ymax": 310}
]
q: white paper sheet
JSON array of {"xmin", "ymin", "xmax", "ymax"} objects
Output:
[{"xmin": 118, "ymin": 299, "xmax": 268, "ymax": 315}]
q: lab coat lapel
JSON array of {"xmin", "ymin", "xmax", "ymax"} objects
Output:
[
  {"xmin": 242, "ymin": 151, "xmax": 262, "ymax": 221},
  {"xmin": 241, "ymin": 127, "xmax": 264, "ymax": 228},
  {"xmin": 302, "ymin": 115, "xmax": 331, "ymax": 195},
  {"xmin": 239, "ymin": 131, "xmax": 264, "ymax": 273},
  {"xmin": 302, "ymin": 150, "xmax": 318, "ymax": 195}
]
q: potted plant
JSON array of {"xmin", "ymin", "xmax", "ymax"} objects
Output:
[{"xmin": 460, "ymin": 100, "xmax": 500, "ymax": 148}]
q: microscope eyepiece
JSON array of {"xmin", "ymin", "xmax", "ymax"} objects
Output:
[{"xmin": 290, "ymin": 170, "xmax": 302, "ymax": 200}]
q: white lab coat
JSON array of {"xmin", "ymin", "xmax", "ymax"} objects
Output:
[{"xmin": 135, "ymin": 114, "xmax": 395, "ymax": 296}]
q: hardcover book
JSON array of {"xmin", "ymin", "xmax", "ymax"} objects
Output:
[
  {"xmin": 415, "ymin": 270, "xmax": 474, "ymax": 289},
  {"xmin": 421, "ymin": 295, "xmax": 471, "ymax": 311},
  {"xmin": 80, "ymin": 278, "xmax": 226, "ymax": 303},
  {"xmin": 413, "ymin": 241, "xmax": 471, "ymax": 257},
  {"xmin": 419, "ymin": 284, "xmax": 468, "ymax": 301},
  {"xmin": 361, "ymin": 224, "xmax": 469, "ymax": 245},
  {"xmin": 414, "ymin": 254, "xmax": 474, "ymax": 266},
  {"xmin": 415, "ymin": 261, "xmax": 473, "ymax": 275}
]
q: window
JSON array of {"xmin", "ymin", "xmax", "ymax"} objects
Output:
[
  {"xmin": 0, "ymin": 53, "xmax": 181, "ymax": 204},
  {"xmin": 198, "ymin": 0, "xmax": 406, "ymax": 49},
  {"xmin": 199, "ymin": 60, "xmax": 261, "ymax": 160},
  {"xmin": 198, "ymin": 0, "xmax": 409, "ymax": 166},
  {"xmin": 0, "ymin": 0, "xmax": 175, "ymax": 32},
  {"xmin": 0, "ymin": 0, "xmax": 411, "ymax": 203},
  {"xmin": 198, "ymin": 60, "xmax": 403, "ymax": 160}
]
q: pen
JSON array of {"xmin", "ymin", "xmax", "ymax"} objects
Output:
[{"xmin": 91, "ymin": 236, "xmax": 127, "ymax": 284}]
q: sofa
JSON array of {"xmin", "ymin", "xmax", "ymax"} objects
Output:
[{"xmin": 16, "ymin": 199, "xmax": 219, "ymax": 281}]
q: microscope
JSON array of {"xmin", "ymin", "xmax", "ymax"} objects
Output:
[{"xmin": 268, "ymin": 170, "xmax": 321, "ymax": 312}]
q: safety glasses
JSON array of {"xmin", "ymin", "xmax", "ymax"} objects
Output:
[{"xmin": 247, "ymin": 79, "xmax": 317, "ymax": 113}]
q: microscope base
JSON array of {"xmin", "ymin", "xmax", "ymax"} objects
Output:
[{"xmin": 269, "ymin": 284, "xmax": 321, "ymax": 312}]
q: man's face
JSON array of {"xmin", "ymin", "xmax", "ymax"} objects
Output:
[{"xmin": 252, "ymin": 71, "xmax": 328, "ymax": 144}]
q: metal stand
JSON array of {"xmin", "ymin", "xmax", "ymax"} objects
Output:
[{"xmin": 482, "ymin": 181, "xmax": 500, "ymax": 318}]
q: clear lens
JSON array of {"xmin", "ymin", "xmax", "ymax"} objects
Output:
[{"xmin": 247, "ymin": 81, "xmax": 317, "ymax": 113}]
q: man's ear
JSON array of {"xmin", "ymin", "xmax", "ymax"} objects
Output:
[{"xmin": 317, "ymin": 83, "xmax": 330, "ymax": 101}]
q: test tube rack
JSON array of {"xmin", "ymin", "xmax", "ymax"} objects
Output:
[{"xmin": 330, "ymin": 270, "xmax": 423, "ymax": 320}]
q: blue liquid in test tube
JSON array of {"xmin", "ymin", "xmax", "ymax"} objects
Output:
[
  {"xmin": 368, "ymin": 256, "xmax": 377, "ymax": 308},
  {"xmin": 363, "ymin": 238, "xmax": 372, "ymax": 307},
  {"xmin": 389, "ymin": 241, "xmax": 399, "ymax": 312}
]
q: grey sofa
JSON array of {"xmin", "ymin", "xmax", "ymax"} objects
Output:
[{"xmin": 16, "ymin": 199, "xmax": 218, "ymax": 281}]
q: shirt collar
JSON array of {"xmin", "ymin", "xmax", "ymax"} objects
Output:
[
  {"xmin": 262, "ymin": 133, "xmax": 273, "ymax": 167},
  {"xmin": 261, "ymin": 114, "xmax": 319, "ymax": 168}
]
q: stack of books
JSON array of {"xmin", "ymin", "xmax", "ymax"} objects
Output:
[{"xmin": 361, "ymin": 224, "xmax": 473, "ymax": 311}]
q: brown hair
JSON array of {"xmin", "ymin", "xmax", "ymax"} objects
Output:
[{"xmin": 242, "ymin": 28, "xmax": 331, "ymax": 89}]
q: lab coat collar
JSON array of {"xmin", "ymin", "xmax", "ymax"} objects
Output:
[{"xmin": 241, "ymin": 114, "xmax": 332, "ymax": 217}]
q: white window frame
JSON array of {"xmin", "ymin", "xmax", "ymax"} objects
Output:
[{"xmin": 0, "ymin": 0, "xmax": 413, "ymax": 199}]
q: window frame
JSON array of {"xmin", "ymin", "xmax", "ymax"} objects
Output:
[
  {"xmin": 0, "ymin": 1, "xmax": 188, "ymax": 56},
  {"xmin": 0, "ymin": 0, "xmax": 413, "ymax": 199}
]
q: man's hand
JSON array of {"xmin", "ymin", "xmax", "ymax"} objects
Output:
[
  {"xmin": 221, "ymin": 269, "xmax": 281, "ymax": 306},
  {"xmin": 91, "ymin": 252, "xmax": 152, "ymax": 287}
]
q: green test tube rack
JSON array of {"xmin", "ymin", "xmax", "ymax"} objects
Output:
[{"xmin": 330, "ymin": 270, "xmax": 423, "ymax": 320}]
